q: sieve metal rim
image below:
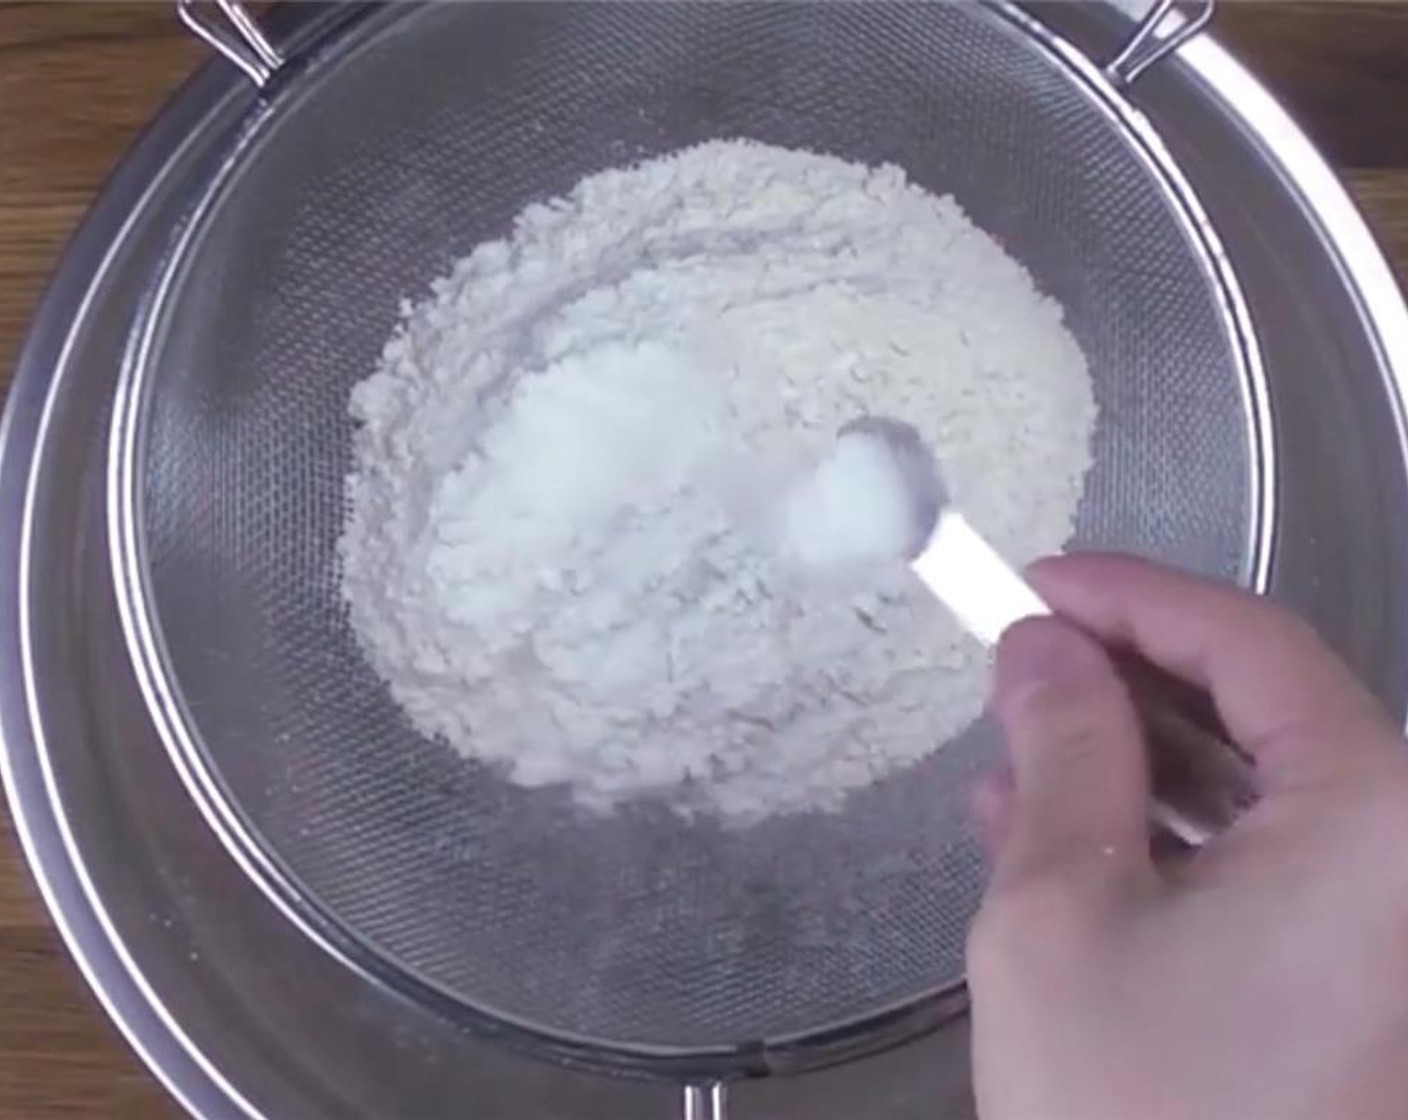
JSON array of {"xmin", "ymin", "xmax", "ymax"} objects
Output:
[
  {"xmin": 7, "ymin": 1, "xmax": 1407, "ymax": 1114},
  {"xmin": 106, "ymin": 0, "xmax": 1274, "ymax": 1085}
]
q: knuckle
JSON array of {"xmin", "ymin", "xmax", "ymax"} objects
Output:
[
  {"xmin": 968, "ymin": 875, "xmax": 1096, "ymax": 975},
  {"xmin": 1231, "ymin": 589, "xmax": 1312, "ymax": 644},
  {"xmin": 1371, "ymin": 791, "xmax": 1408, "ymax": 896},
  {"xmin": 1262, "ymin": 603, "xmax": 1323, "ymax": 650},
  {"xmin": 1349, "ymin": 788, "xmax": 1408, "ymax": 962}
]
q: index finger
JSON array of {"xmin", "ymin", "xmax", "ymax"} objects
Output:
[{"xmin": 1027, "ymin": 553, "xmax": 1400, "ymax": 789}]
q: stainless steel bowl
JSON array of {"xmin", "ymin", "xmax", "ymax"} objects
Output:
[{"xmin": 2, "ymin": 3, "xmax": 1406, "ymax": 1118}]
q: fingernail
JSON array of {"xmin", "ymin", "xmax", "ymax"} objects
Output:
[
  {"xmin": 996, "ymin": 617, "xmax": 1087, "ymax": 685},
  {"xmin": 969, "ymin": 767, "xmax": 1014, "ymax": 857},
  {"xmin": 992, "ymin": 618, "xmax": 1111, "ymax": 717},
  {"xmin": 969, "ymin": 766, "xmax": 1013, "ymax": 823}
]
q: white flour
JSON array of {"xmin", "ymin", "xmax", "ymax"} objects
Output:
[{"xmin": 339, "ymin": 140, "xmax": 1095, "ymax": 822}]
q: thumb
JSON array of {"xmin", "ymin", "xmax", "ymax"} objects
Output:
[{"xmin": 991, "ymin": 616, "xmax": 1152, "ymax": 885}]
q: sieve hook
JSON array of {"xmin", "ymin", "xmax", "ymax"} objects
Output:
[
  {"xmin": 1104, "ymin": 0, "xmax": 1214, "ymax": 87},
  {"xmin": 683, "ymin": 1083, "xmax": 727, "ymax": 1120},
  {"xmin": 176, "ymin": 0, "xmax": 284, "ymax": 88}
]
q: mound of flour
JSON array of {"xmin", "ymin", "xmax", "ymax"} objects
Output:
[{"xmin": 339, "ymin": 140, "xmax": 1095, "ymax": 822}]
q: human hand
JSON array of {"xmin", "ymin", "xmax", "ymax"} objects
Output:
[{"xmin": 967, "ymin": 554, "xmax": 1408, "ymax": 1120}]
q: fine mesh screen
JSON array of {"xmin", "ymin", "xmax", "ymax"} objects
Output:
[{"xmin": 135, "ymin": 2, "xmax": 1261, "ymax": 1058}]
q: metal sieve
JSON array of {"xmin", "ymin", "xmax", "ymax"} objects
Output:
[{"xmin": 111, "ymin": 0, "xmax": 1270, "ymax": 1111}]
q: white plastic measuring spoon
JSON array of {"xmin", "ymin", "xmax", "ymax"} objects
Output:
[{"xmin": 834, "ymin": 416, "xmax": 1256, "ymax": 847}]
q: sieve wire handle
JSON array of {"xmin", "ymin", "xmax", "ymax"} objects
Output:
[
  {"xmin": 911, "ymin": 512, "xmax": 1257, "ymax": 847},
  {"xmin": 176, "ymin": 0, "xmax": 284, "ymax": 87},
  {"xmin": 682, "ymin": 1083, "xmax": 726, "ymax": 1120},
  {"xmin": 1104, "ymin": 0, "xmax": 1215, "ymax": 88}
]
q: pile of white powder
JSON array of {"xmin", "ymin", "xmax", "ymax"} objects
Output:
[
  {"xmin": 339, "ymin": 140, "xmax": 1095, "ymax": 823},
  {"xmin": 781, "ymin": 429, "xmax": 922, "ymax": 573}
]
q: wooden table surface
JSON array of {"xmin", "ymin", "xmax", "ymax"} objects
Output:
[{"xmin": 1, "ymin": 3, "xmax": 1407, "ymax": 1117}]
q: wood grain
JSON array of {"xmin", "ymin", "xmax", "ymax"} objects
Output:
[{"xmin": 0, "ymin": 3, "xmax": 1406, "ymax": 1118}]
